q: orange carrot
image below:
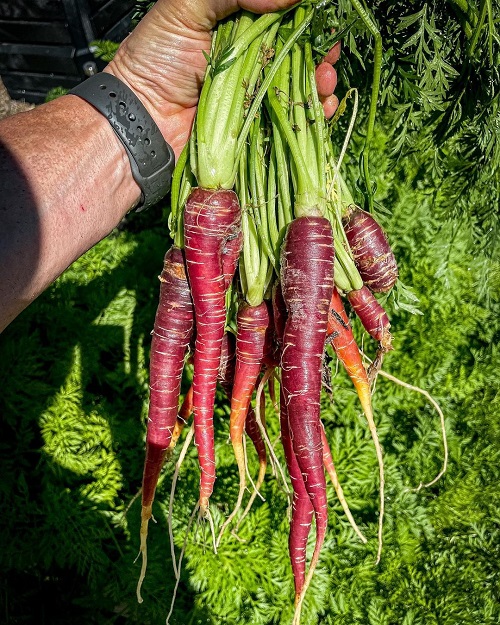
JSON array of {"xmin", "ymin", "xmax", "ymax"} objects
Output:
[
  {"xmin": 217, "ymin": 302, "xmax": 273, "ymax": 543},
  {"xmin": 326, "ymin": 285, "xmax": 385, "ymax": 564}
]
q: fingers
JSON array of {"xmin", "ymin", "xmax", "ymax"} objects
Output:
[
  {"xmin": 154, "ymin": 0, "xmax": 300, "ymax": 32},
  {"xmin": 316, "ymin": 36, "xmax": 342, "ymax": 119},
  {"xmin": 238, "ymin": 0, "xmax": 301, "ymax": 13}
]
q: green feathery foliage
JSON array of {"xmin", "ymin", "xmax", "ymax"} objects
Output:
[{"xmin": 1, "ymin": 126, "xmax": 499, "ymax": 623}]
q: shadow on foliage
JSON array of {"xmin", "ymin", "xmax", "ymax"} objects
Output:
[{"xmin": 0, "ymin": 221, "xmax": 210, "ymax": 624}]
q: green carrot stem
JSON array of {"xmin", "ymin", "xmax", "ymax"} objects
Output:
[
  {"xmin": 215, "ymin": 10, "xmax": 289, "ymax": 73},
  {"xmin": 169, "ymin": 142, "xmax": 190, "ymax": 244},
  {"xmin": 197, "ymin": 13, "xmax": 279, "ymax": 188},
  {"xmin": 220, "ymin": 20, "xmax": 279, "ymax": 150},
  {"xmin": 203, "ymin": 16, "xmax": 246, "ymax": 135},
  {"xmin": 468, "ymin": 0, "xmax": 489, "ymax": 56},
  {"xmin": 242, "ymin": 210, "xmax": 260, "ymax": 286},
  {"xmin": 267, "ymin": 143, "xmax": 280, "ymax": 252},
  {"xmin": 273, "ymin": 126, "xmax": 293, "ymax": 230},
  {"xmin": 239, "ymin": 118, "xmax": 272, "ymax": 305},
  {"xmin": 291, "ymin": 9, "xmax": 308, "ymax": 161},
  {"xmin": 305, "ymin": 40, "xmax": 326, "ymax": 196},
  {"xmin": 334, "ymin": 259, "xmax": 352, "ymax": 293},
  {"xmin": 239, "ymin": 145, "xmax": 260, "ymax": 288},
  {"xmin": 335, "ymin": 236, "xmax": 364, "ymax": 291},
  {"xmin": 251, "ymin": 120, "xmax": 276, "ymax": 267},
  {"xmin": 267, "ymin": 88, "xmax": 313, "ymax": 198},
  {"xmin": 173, "ymin": 174, "xmax": 193, "ymax": 249},
  {"xmin": 237, "ymin": 126, "xmax": 260, "ymax": 292},
  {"xmin": 269, "ymin": 38, "xmax": 293, "ymax": 235},
  {"xmin": 349, "ymin": 0, "xmax": 382, "ymax": 212},
  {"xmin": 277, "ymin": 192, "xmax": 287, "ymax": 235},
  {"xmin": 232, "ymin": 7, "xmax": 314, "ymax": 182}
]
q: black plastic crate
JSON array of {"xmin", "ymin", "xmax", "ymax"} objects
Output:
[{"xmin": 0, "ymin": 0, "xmax": 135, "ymax": 103}]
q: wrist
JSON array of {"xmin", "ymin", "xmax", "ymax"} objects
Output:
[
  {"xmin": 61, "ymin": 94, "xmax": 143, "ymax": 221},
  {"xmin": 69, "ymin": 73, "xmax": 175, "ymax": 212}
]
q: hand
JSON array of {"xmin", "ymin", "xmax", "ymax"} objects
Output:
[{"xmin": 105, "ymin": 0, "xmax": 299, "ymax": 158}]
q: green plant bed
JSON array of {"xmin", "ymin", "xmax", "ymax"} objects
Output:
[{"xmin": 1, "ymin": 126, "xmax": 499, "ymax": 624}]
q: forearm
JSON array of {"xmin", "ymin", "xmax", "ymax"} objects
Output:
[{"xmin": 0, "ymin": 92, "xmax": 141, "ymax": 332}]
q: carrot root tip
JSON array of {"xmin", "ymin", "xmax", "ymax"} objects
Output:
[{"xmin": 135, "ymin": 505, "xmax": 153, "ymax": 604}]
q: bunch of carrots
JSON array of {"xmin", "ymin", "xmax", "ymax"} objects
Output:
[{"xmin": 135, "ymin": 4, "xmax": 398, "ymax": 623}]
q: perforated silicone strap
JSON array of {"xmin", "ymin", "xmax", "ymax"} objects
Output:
[{"xmin": 69, "ymin": 72, "xmax": 175, "ymax": 212}]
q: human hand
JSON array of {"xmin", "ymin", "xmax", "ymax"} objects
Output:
[{"xmin": 105, "ymin": 0, "xmax": 300, "ymax": 158}]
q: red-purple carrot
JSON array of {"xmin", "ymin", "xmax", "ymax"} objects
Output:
[
  {"xmin": 280, "ymin": 387, "xmax": 314, "ymax": 600},
  {"xmin": 280, "ymin": 216, "xmax": 334, "ymax": 617},
  {"xmin": 343, "ymin": 207, "xmax": 398, "ymax": 293},
  {"xmin": 184, "ymin": 188, "xmax": 242, "ymax": 516},
  {"xmin": 274, "ymin": 277, "xmax": 367, "ymax": 558},
  {"xmin": 272, "ymin": 280, "xmax": 287, "ymax": 351},
  {"xmin": 137, "ymin": 246, "xmax": 194, "ymax": 603},
  {"xmin": 347, "ymin": 285, "xmax": 393, "ymax": 353}
]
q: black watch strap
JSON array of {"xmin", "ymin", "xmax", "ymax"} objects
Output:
[{"xmin": 69, "ymin": 72, "xmax": 175, "ymax": 212}]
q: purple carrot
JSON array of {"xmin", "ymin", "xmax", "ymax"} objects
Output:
[
  {"xmin": 280, "ymin": 216, "xmax": 334, "ymax": 609},
  {"xmin": 347, "ymin": 285, "xmax": 392, "ymax": 352},
  {"xmin": 184, "ymin": 188, "xmax": 242, "ymax": 515},
  {"xmin": 343, "ymin": 207, "xmax": 398, "ymax": 293},
  {"xmin": 280, "ymin": 387, "xmax": 314, "ymax": 600},
  {"xmin": 137, "ymin": 246, "xmax": 194, "ymax": 602}
]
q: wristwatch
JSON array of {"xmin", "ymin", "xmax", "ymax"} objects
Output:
[{"xmin": 69, "ymin": 72, "xmax": 175, "ymax": 212}]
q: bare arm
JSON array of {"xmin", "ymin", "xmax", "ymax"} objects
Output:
[
  {"xmin": 0, "ymin": 0, "xmax": 297, "ymax": 333},
  {"xmin": 0, "ymin": 94, "xmax": 141, "ymax": 331}
]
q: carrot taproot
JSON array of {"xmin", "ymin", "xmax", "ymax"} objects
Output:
[
  {"xmin": 137, "ymin": 246, "xmax": 194, "ymax": 603},
  {"xmin": 342, "ymin": 207, "xmax": 398, "ymax": 293},
  {"xmin": 280, "ymin": 386, "xmax": 314, "ymax": 599},
  {"xmin": 218, "ymin": 334, "xmax": 268, "ymax": 494},
  {"xmin": 217, "ymin": 301, "xmax": 273, "ymax": 543},
  {"xmin": 280, "ymin": 216, "xmax": 334, "ymax": 620},
  {"xmin": 217, "ymin": 332, "xmax": 268, "ymax": 488},
  {"xmin": 347, "ymin": 285, "xmax": 392, "ymax": 352},
  {"xmin": 184, "ymin": 188, "xmax": 242, "ymax": 516},
  {"xmin": 327, "ymin": 284, "xmax": 385, "ymax": 561},
  {"xmin": 234, "ymin": 395, "xmax": 268, "ymax": 531}
]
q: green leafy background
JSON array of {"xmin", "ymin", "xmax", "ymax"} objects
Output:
[{"xmin": 1, "ymin": 1, "xmax": 499, "ymax": 623}]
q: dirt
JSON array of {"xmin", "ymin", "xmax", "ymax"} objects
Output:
[{"xmin": 0, "ymin": 77, "xmax": 35, "ymax": 120}]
